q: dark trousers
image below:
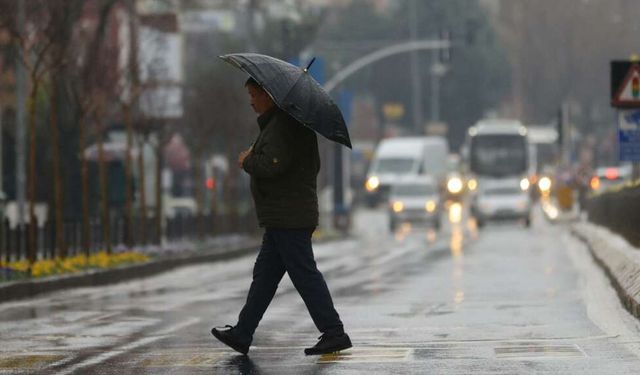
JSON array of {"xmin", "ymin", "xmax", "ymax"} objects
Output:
[{"xmin": 235, "ymin": 228, "xmax": 344, "ymax": 341}]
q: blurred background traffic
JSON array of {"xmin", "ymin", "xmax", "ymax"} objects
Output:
[{"xmin": 0, "ymin": 0, "xmax": 639, "ymax": 267}]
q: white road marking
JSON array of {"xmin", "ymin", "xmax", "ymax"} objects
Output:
[{"xmin": 55, "ymin": 317, "xmax": 201, "ymax": 375}]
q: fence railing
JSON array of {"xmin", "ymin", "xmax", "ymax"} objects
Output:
[
  {"xmin": 586, "ymin": 185, "xmax": 640, "ymax": 247},
  {"xmin": 0, "ymin": 212, "xmax": 257, "ymax": 263}
]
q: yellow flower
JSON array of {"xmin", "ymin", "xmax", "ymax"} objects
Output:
[
  {"xmin": 4, "ymin": 250, "xmax": 149, "ymax": 279},
  {"xmin": 8, "ymin": 259, "xmax": 30, "ymax": 273},
  {"xmin": 27, "ymin": 259, "xmax": 60, "ymax": 278}
]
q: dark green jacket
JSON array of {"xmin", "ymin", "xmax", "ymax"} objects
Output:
[{"xmin": 242, "ymin": 107, "xmax": 320, "ymax": 228}]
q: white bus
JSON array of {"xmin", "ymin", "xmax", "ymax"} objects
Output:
[{"xmin": 463, "ymin": 119, "xmax": 532, "ymax": 226}]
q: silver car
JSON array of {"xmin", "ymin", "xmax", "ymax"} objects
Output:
[
  {"xmin": 471, "ymin": 180, "xmax": 532, "ymax": 228},
  {"xmin": 388, "ymin": 176, "xmax": 442, "ymax": 232}
]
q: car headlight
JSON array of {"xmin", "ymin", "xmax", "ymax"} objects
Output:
[
  {"xmin": 447, "ymin": 177, "xmax": 463, "ymax": 194},
  {"xmin": 467, "ymin": 178, "xmax": 478, "ymax": 191},
  {"xmin": 520, "ymin": 178, "xmax": 530, "ymax": 191},
  {"xmin": 425, "ymin": 200, "xmax": 437, "ymax": 212},
  {"xmin": 538, "ymin": 176, "xmax": 552, "ymax": 193},
  {"xmin": 365, "ymin": 176, "xmax": 380, "ymax": 192},
  {"xmin": 392, "ymin": 201, "xmax": 404, "ymax": 213}
]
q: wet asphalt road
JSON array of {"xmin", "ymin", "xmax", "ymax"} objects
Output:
[{"xmin": 1, "ymin": 204, "xmax": 640, "ymax": 374}]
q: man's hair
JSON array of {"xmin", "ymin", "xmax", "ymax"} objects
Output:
[{"xmin": 244, "ymin": 77, "xmax": 261, "ymax": 89}]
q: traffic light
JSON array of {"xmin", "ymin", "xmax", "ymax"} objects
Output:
[{"xmin": 206, "ymin": 177, "xmax": 215, "ymax": 190}]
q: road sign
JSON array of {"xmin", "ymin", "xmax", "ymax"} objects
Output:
[
  {"xmin": 618, "ymin": 109, "xmax": 640, "ymax": 161},
  {"xmin": 611, "ymin": 61, "xmax": 640, "ymax": 107}
]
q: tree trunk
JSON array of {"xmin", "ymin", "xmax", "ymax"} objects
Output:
[
  {"xmin": 50, "ymin": 80, "xmax": 66, "ymax": 258},
  {"xmin": 137, "ymin": 135, "xmax": 147, "ymax": 245},
  {"xmin": 123, "ymin": 105, "xmax": 134, "ymax": 247},
  {"xmin": 27, "ymin": 82, "xmax": 38, "ymax": 265},
  {"xmin": 210, "ymin": 167, "xmax": 217, "ymax": 236},
  {"xmin": 155, "ymin": 131, "xmax": 163, "ymax": 245},
  {"xmin": 97, "ymin": 128, "xmax": 111, "ymax": 253},
  {"xmin": 79, "ymin": 115, "xmax": 90, "ymax": 256},
  {"xmin": 193, "ymin": 148, "xmax": 205, "ymax": 239}
]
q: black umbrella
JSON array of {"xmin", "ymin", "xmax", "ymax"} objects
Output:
[{"xmin": 220, "ymin": 53, "xmax": 352, "ymax": 149}]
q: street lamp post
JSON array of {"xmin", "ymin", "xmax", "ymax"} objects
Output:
[
  {"xmin": 409, "ymin": 0, "xmax": 423, "ymax": 134},
  {"xmin": 430, "ymin": 61, "xmax": 448, "ymax": 124}
]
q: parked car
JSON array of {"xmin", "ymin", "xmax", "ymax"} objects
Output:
[
  {"xmin": 589, "ymin": 164, "xmax": 633, "ymax": 193},
  {"xmin": 470, "ymin": 178, "xmax": 532, "ymax": 228},
  {"xmin": 388, "ymin": 176, "xmax": 442, "ymax": 232}
]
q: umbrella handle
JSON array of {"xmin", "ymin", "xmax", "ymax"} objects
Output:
[{"xmin": 304, "ymin": 57, "xmax": 316, "ymax": 72}]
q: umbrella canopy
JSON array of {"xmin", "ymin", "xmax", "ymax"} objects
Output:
[{"xmin": 220, "ymin": 53, "xmax": 352, "ymax": 148}]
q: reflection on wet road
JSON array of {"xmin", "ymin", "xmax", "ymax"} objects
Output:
[{"xmin": 1, "ymin": 203, "xmax": 640, "ymax": 374}]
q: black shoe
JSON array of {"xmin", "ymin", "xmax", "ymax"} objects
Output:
[
  {"xmin": 304, "ymin": 333, "xmax": 352, "ymax": 355},
  {"xmin": 211, "ymin": 325, "xmax": 251, "ymax": 355}
]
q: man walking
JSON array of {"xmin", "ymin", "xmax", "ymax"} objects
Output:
[{"xmin": 211, "ymin": 77, "xmax": 352, "ymax": 356}]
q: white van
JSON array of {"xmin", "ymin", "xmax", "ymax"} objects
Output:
[{"xmin": 363, "ymin": 136, "xmax": 449, "ymax": 206}]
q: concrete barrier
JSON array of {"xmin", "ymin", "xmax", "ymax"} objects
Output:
[{"xmin": 572, "ymin": 222, "xmax": 640, "ymax": 319}]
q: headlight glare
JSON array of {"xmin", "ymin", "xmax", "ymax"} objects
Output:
[
  {"xmin": 425, "ymin": 200, "xmax": 437, "ymax": 212},
  {"xmin": 447, "ymin": 177, "xmax": 463, "ymax": 194},
  {"xmin": 365, "ymin": 176, "xmax": 380, "ymax": 192},
  {"xmin": 392, "ymin": 201, "xmax": 404, "ymax": 213}
]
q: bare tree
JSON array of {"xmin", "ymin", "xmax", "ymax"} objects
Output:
[
  {"xmin": 0, "ymin": 0, "xmax": 76, "ymax": 263},
  {"xmin": 498, "ymin": 0, "xmax": 640, "ymax": 128},
  {"xmin": 67, "ymin": 0, "xmax": 120, "ymax": 254}
]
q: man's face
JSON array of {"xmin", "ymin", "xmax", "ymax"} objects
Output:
[{"xmin": 247, "ymin": 84, "xmax": 274, "ymax": 115}]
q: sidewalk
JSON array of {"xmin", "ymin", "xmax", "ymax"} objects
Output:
[
  {"xmin": 571, "ymin": 221, "xmax": 640, "ymax": 319},
  {"xmin": 539, "ymin": 199, "xmax": 640, "ymax": 320}
]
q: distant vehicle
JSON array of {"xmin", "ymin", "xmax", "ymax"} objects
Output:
[
  {"xmin": 364, "ymin": 136, "xmax": 449, "ymax": 207},
  {"xmin": 444, "ymin": 154, "xmax": 466, "ymax": 201},
  {"xmin": 526, "ymin": 125, "xmax": 559, "ymax": 199},
  {"xmin": 470, "ymin": 179, "xmax": 532, "ymax": 228},
  {"xmin": 388, "ymin": 176, "xmax": 442, "ymax": 232},
  {"xmin": 589, "ymin": 164, "xmax": 633, "ymax": 193},
  {"xmin": 351, "ymin": 140, "xmax": 376, "ymax": 200},
  {"xmin": 463, "ymin": 119, "xmax": 532, "ymax": 227}
]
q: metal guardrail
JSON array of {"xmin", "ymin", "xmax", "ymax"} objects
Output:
[
  {"xmin": 586, "ymin": 185, "xmax": 640, "ymax": 247},
  {"xmin": 0, "ymin": 212, "xmax": 257, "ymax": 263}
]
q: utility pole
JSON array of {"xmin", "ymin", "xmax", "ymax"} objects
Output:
[
  {"xmin": 430, "ymin": 51, "xmax": 440, "ymax": 123},
  {"xmin": 409, "ymin": 0, "xmax": 423, "ymax": 134}
]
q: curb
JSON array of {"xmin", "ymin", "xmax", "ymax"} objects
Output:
[
  {"xmin": 0, "ymin": 241, "xmax": 261, "ymax": 303},
  {"xmin": 571, "ymin": 222, "xmax": 640, "ymax": 320}
]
